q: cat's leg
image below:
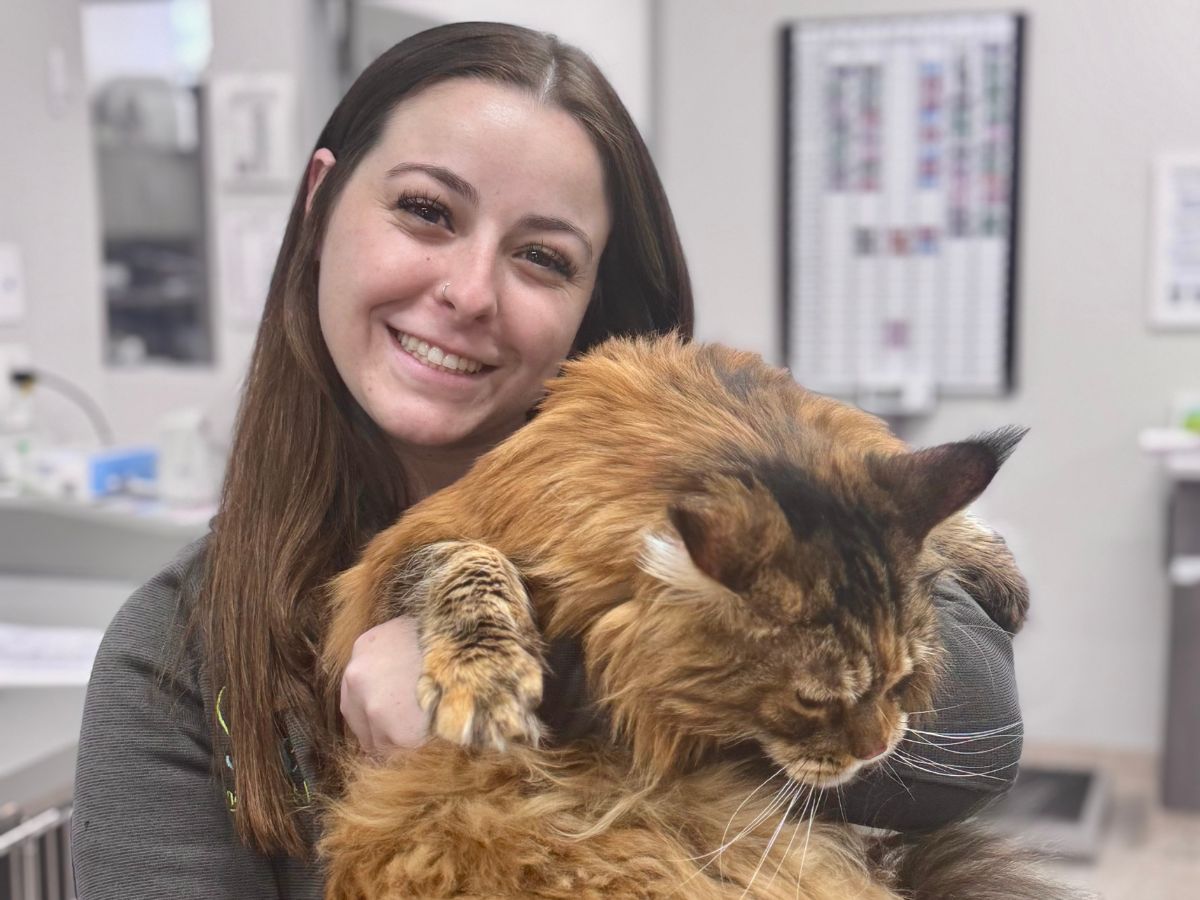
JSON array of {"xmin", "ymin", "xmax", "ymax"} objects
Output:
[
  {"xmin": 411, "ymin": 541, "xmax": 545, "ymax": 750},
  {"xmin": 928, "ymin": 514, "xmax": 1029, "ymax": 633}
]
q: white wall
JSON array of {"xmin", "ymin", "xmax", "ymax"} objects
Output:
[
  {"xmin": 375, "ymin": 0, "xmax": 655, "ymax": 144},
  {"xmin": 657, "ymin": 0, "xmax": 1200, "ymax": 753}
]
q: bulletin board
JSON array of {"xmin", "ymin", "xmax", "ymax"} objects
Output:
[{"xmin": 782, "ymin": 12, "xmax": 1025, "ymax": 410}]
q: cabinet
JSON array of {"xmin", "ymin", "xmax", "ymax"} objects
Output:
[{"xmin": 1164, "ymin": 478, "xmax": 1200, "ymax": 810}]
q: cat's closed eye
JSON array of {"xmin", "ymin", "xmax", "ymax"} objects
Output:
[
  {"xmin": 887, "ymin": 672, "xmax": 916, "ymax": 698},
  {"xmin": 793, "ymin": 692, "xmax": 828, "ymax": 713}
]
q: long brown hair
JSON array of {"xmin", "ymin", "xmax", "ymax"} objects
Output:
[{"xmin": 193, "ymin": 22, "xmax": 694, "ymax": 855}]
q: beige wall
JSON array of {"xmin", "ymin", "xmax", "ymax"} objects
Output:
[{"xmin": 657, "ymin": 0, "xmax": 1200, "ymax": 752}]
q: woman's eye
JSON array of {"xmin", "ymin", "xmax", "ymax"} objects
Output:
[
  {"xmin": 522, "ymin": 244, "xmax": 576, "ymax": 279},
  {"xmin": 396, "ymin": 193, "xmax": 450, "ymax": 227}
]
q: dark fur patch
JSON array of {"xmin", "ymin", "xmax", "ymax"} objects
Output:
[
  {"xmin": 713, "ymin": 360, "xmax": 761, "ymax": 403},
  {"xmin": 752, "ymin": 457, "xmax": 895, "ymax": 616}
]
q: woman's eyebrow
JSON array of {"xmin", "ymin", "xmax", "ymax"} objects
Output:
[
  {"xmin": 385, "ymin": 162, "xmax": 478, "ymax": 205},
  {"xmin": 519, "ymin": 215, "xmax": 594, "ymax": 262}
]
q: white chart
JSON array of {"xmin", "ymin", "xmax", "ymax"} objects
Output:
[{"xmin": 785, "ymin": 13, "xmax": 1023, "ymax": 409}]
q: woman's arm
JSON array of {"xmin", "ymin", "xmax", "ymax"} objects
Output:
[
  {"xmin": 71, "ymin": 544, "xmax": 316, "ymax": 899},
  {"xmin": 831, "ymin": 576, "xmax": 1023, "ymax": 831}
]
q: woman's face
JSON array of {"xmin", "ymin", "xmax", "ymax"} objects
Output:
[{"xmin": 311, "ymin": 78, "xmax": 611, "ymax": 459}]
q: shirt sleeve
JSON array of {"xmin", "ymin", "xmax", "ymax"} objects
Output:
[
  {"xmin": 71, "ymin": 544, "xmax": 283, "ymax": 899},
  {"xmin": 829, "ymin": 577, "xmax": 1024, "ymax": 831}
]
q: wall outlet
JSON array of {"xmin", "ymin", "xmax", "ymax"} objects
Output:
[{"xmin": 0, "ymin": 343, "xmax": 33, "ymax": 431}]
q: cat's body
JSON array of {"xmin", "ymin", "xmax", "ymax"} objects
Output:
[{"xmin": 319, "ymin": 336, "xmax": 1060, "ymax": 899}]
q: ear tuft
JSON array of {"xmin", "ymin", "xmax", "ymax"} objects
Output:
[
  {"xmin": 666, "ymin": 500, "xmax": 730, "ymax": 587},
  {"xmin": 664, "ymin": 474, "xmax": 787, "ymax": 593},
  {"xmin": 971, "ymin": 425, "xmax": 1029, "ymax": 467},
  {"xmin": 869, "ymin": 426, "xmax": 1028, "ymax": 542},
  {"xmin": 638, "ymin": 529, "xmax": 725, "ymax": 596}
]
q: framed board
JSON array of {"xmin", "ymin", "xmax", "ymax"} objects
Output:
[
  {"xmin": 1148, "ymin": 155, "xmax": 1200, "ymax": 330},
  {"xmin": 782, "ymin": 12, "xmax": 1025, "ymax": 412}
]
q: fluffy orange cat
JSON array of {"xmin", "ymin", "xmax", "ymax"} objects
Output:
[{"xmin": 318, "ymin": 335, "xmax": 1073, "ymax": 899}]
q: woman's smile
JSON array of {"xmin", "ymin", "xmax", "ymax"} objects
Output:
[{"xmin": 389, "ymin": 327, "xmax": 490, "ymax": 376}]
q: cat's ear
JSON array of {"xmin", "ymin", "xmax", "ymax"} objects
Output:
[
  {"xmin": 663, "ymin": 477, "xmax": 789, "ymax": 594},
  {"xmin": 666, "ymin": 499, "xmax": 750, "ymax": 592},
  {"xmin": 869, "ymin": 426, "xmax": 1027, "ymax": 542}
]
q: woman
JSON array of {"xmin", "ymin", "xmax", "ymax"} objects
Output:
[{"xmin": 71, "ymin": 22, "xmax": 1021, "ymax": 899}]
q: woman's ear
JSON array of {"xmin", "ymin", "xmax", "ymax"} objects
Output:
[{"xmin": 305, "ymin": 148, "xmax": 336, "ymax": 216}]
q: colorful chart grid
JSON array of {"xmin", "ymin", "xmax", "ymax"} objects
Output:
[{"xmin": 784, "ymin": 13, "xmax": 1024, "ymax": 404}]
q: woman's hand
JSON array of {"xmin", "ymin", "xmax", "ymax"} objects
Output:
[{"xmin": 339, "ymin": 616, "xmax": 428, "ymax": 754}]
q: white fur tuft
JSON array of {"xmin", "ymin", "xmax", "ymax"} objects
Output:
[{"xmin": 637, "ymin": 530, "xmax": 726, "ymax": 599}]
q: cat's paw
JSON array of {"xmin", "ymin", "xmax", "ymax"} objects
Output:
[
  {"xmin": 417, "ymin": 642, "xmax": 544, "ymax": 751},
  {"xmin": 936, "ymin": 517, "xmax": 1031, "ymax": 634},
  {"xmin": 954, "ymin": 552, "xmax": 1030, "ymax": 634},
  {"xmin": 980, "ymin": 574, "xmax": 1029, "ymax": 634}
]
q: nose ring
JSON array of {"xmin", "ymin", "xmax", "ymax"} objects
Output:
[{"xmin": 440, "ymin": 282, "xmax": 450, "ymax": 301}]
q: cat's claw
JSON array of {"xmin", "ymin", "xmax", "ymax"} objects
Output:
[{"xmin": 417, "ymin": 649, "xmax": 544, "ymax": 751}]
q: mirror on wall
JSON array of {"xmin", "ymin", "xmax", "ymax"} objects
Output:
[{"xmin": 81, "ymin": 0, "xmax": 213, "ymax": 367}]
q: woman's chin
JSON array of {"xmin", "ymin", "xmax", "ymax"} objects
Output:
[{"xmin": 380, "ymin": 412, "xmax": 520, "ymax": 456}]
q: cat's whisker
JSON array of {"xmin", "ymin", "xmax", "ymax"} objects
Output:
[
  {"xmin": 900, "ymin": 755, "xmax": 1014, "ymax": 777},
  {"xmin": 680, "ymin": 775, "xmax": 796, "ymax": 869},
  {"xmin": 764, "ymin": 785, "xmax": 815, "ymax": 891},
  {"xmin": 903, "ymin": 730, "xmax": 1023, "ymax": 756},
  {"xmin": 910, "ymin": 734, "xmax": 1024, "ymax": 746},
  {"xmin": 894, "ymin": 744, "xmax": 1011, "ymax": 770},
  {"xmin": 739, "ymin": 782, "xmax": 808, "ymax": 899},
  {"xmin": 834, "ymin": 782, "xmax": 847, "ymax": 823},
  {"xmin": 667, "ymin": 780, "xmax": 804, "ymax": 898},
  {"xmin": 782, "ymin": 796, "xmax": 811, "ymax": 900},
  {"xmin": 904, "ymin": 732, "xmax": 1023, "ymax": 752},
  {"xmin": 878, "ymin": 756, "xmax": 916, "ymax": 800},
  {"xmin": 891, "ymin": 747, "xmax": 1018, "ymax": 781},
  {"xmin": 947, "ymin": 622, "xmax": 998, "ymax": 685},
  {"xmin": 903, "ymin": 701, "xmax": 967, "ymax": 716},
  {"xmin": 907, "ymin": 721, "xmax": 1023, "ymax": 740},
  {"xmin": 793, "ymin": 787, "xmax": 821, "ymax": 895},
  {"xmin": 950, "ymin": 621, "xmax": 1012, "ymax": 635},
  {"xmin": 713, "ymin": 765, "xmax": 787, "ymax": 862}
]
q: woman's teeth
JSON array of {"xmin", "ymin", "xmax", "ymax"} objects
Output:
[{"xmin": 396, "ymin": 332, "xmax": 484, "ymax": 374}]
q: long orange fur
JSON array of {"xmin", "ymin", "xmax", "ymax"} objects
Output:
[{"xmin": 317, "ymin": 335, "xmax": 1052, "ymax": 899}]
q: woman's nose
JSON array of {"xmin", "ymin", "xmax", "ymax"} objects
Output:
[{"xmin": 438, "ymin": 244, "xmax": 499, "ymax": 322}]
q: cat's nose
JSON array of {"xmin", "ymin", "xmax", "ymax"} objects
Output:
[{"xmin": 855, "ymin": 742, "xmax": 889, "ymax": 762}]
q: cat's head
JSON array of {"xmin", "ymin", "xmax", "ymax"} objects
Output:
[{"xmin": 588, "ymin": 427, "xmax": 1024, "ymax": 787}]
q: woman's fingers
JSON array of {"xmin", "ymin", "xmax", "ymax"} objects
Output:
[{"xmin": 340, "ymin": 616, "xmax": 427, "ymax": 753}]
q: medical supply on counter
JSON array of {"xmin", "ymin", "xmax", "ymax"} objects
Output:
[
  {"xmin": 23, "ymin": 445, "xmax": 157, "ymax": 503},
  {"xmin": 0, "ymin": 432, "xmax": 32, "ymax": 497},
  {"xmin": 157, "ymin": 408, "xmax": 220, "ymax": 507},
  {"xmin": 8, "ymin": 368, "xmax": 113, "ymax": 446}
]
